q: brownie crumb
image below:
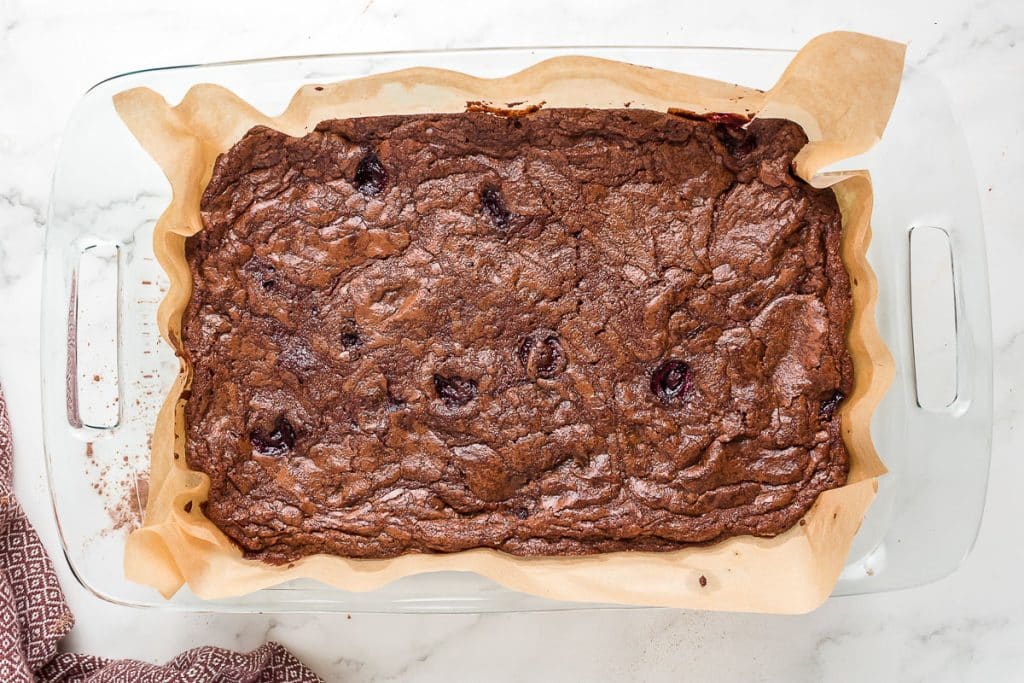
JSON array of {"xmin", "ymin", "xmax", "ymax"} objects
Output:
[{"xmin": 465, "ymin": 100, "xmax": 545, "ymax": 118}]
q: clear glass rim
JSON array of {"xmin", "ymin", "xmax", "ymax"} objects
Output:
[{"xmin": 85, "ymin": 43, "xmax": 798, "ymax": 93}]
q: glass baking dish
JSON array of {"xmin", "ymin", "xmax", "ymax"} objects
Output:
[{"xmin": 41, "ymin": 46, "xmax": 992, "ymax": 613}]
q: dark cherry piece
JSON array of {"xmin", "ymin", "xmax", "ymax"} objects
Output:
[
  {"xmin": 433, "ymin": 374, "xmax": 478, "ymax": 408},
  {"xmin": 385, "ymin": 390, "xmax": 407, "ymax": 413},
  {"xmin": 354, "ymin": 151, "xmax": 387, "ymax": 196},
  {"xmin": 339, "ymin": 318, "xmax": 361, "ymax": 348},
  {"xmin": 714, "ymin": 124, "xmax": 757, "ymax": 157},
  {"xmin": 518, "ymin": 330, "xmax": 567, "ymax": 380},
  {"xmin": 650, "ymin": 359, "xmax": 691, "ymax": 402},
  {"xmin": 250, "ymin": 416, "xmax": 296, "ymax": 456},
  {"xmin": 819, "ymin": 390, "xmax": 846, "ymax": 418},
  {"xmin": 481, "ymin": 187, "xmax": 512, "ymax": 230}
]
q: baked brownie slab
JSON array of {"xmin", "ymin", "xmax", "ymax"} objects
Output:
[{"xmin": 186, "ymin": 108, "xmax": 852, "ymax": 563}]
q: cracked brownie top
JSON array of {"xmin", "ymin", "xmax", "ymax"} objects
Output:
[{"xmin": 184, "ymin": 108, "xmax": 852, "ymax": 563}]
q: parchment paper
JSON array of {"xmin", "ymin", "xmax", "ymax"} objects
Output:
[{"xmin": 114, "ymin": 31, "xmax": 902, "ymax": 613}]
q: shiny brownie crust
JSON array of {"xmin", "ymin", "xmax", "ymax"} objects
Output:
[{"xmin": 185, "ymin": 108, "xmax": 853, "ymax": 563}]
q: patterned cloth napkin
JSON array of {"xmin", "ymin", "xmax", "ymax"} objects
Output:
[{"xmin": 0, "ymin": 386, "xmax": 323, "ymax": 682}]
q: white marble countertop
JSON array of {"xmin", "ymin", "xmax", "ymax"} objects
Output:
[{"xmin": 1, "ymin": 0, "xmax": 1021, "ymax": 679}]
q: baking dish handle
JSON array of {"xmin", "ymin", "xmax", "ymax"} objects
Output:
[
  {"xmin": 65, "ymin": 242, "xmax": 122, "ymax": 434},
  {"xmin": 905, "ymin": 216, "xmax": 993, "ymax": 566},
  {"xmin": 866, "ymin": 217, "xmax": 991, "ymax": 590}
]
